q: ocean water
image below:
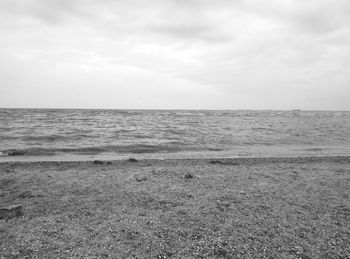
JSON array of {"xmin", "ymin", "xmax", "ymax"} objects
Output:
[{"xmin": 0, "ymin": 109, "xmax": 349, "ymax": 161}]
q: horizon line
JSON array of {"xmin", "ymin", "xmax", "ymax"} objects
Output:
[{"xmin": 1, "ymin": 107, "xmax": 349, "ymax": 112}]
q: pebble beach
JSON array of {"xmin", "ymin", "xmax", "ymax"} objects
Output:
[{"xmin": 1, "ymin": 156, "xmax": 349, "ymax": 258}]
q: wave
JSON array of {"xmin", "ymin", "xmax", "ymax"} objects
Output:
[
  {"xmin": 22, "ymin": 134, "xmax": 72, "ymax": 142},
  {"xmin": 0, "ymin": 143, "xmax": 198, "ymax": 157},
  {"xmin": 251, "ymin": 127, "xmax": 274, "ymax": 131},
  {"xmin": 300, "ymin": 147, "xmax": 324, "ymax": 152},
  {"xmin": 0, "ymin": 148, "xmax": 57, "ymax": 156},
  {"xmin": 1, "ymin": 109, "xmax": 349, "ymax": 159},
  {"xmin": 0, "ymin": 126, "xmax": 13, "ymax": 132}
]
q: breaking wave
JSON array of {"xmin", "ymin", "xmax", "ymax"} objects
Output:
[{"xmin": 0, "ymin": 143, "xmax": 203, "ymax": 157}]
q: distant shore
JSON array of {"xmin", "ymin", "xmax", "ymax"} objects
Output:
[{"xmin": 1, "ymin": 156, "xmax": 349, "ymax": 258}]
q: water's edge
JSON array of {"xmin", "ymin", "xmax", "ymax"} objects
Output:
[{"xmin": 1, "ymin": 154, "xmax": 349, "ymax": 164}]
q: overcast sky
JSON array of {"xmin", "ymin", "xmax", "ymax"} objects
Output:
[{"xmin": 0, "ymin": 0, "xmax": 349, "ymax": 110}]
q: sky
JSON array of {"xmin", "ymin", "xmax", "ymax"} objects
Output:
[{"xmin": 0, "ymin": 0, "xmax": 349, "ymax": 110}]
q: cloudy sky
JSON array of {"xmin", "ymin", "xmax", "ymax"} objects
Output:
[{"xmin": 0, "ymin": 0, "xmax": 349, "ymax": 110}]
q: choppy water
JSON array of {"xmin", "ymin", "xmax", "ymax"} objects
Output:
[{"xmin": 0, "ymin": 109, "xmax": 349, "ymax": 161}]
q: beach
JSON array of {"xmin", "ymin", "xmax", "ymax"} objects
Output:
[{"xmin": 1, "ymin": 156, "xmax": 349, "ymax": 258}]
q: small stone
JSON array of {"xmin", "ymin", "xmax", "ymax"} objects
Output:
[
  {"xmin": 177, "ymin": 209, "xmax": 187, "ymax": 215},
  {"xmin": 0, "ymin": 205, "xmax": 24, "ymax": 220},
  {"xmin": 18, "ymin": 191, "xmax": 35, "ymax": 199},
  {"xmin": 93, "ymin": 160, "xmax": 103, "ymax": 165},
  {"xmin": 184, "ymin": 173, "xmax": 193, "ymax": 179},
  {"xmin": 209, "ymin": 160, "xmax": 237, "ymax": 165},
  {"xmin": 128, "ymin": 158, "xmax": 138, "ymax": 162},
  {"xmin": 136, "ymin": 176, "xmax": 147, "ymax": 182},
  {"xmin": 209, "ymin": 160, "xmax": 223, "ymax": 164}
]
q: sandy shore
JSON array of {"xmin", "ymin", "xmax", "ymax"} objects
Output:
[{"xmin": 1, "ymin": 156, "xmax": 349, "ymax": 258}]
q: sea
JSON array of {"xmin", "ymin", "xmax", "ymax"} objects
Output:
[{"xmin": 0, "ymin": 109, "xmax": 349, "ymax": 162}]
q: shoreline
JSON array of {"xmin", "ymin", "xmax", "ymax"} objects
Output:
[{"xmin": 1, "ymin": 154, "xmax": 350, "ymax": 164}]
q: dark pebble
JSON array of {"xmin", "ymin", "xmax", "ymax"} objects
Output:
[
  {"xmin": 18, "ymin": 191, "xmax": 35, "ymax": 199},
  {"xmin": 93, "ymin": 160, "xmax": 104, "ymax": 165},
  {"xmin": 209, "ymin": 160, "xmax": 237, "ymax": 165},
  {"xmin": 209, "ymin": 160, "xmax": 224, "ymax": 164},
  {"xmin": 136, "ymin": 176, "xmax": 147, "ymax": 182},
  {"xmin": 184, "ymin": 173, "xmax": 193, "ymax": 179},
  {"xmin": 0, "ymin": 205, "xmax": 24, "ymax": 220}
]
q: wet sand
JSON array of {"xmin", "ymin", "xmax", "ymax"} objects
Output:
[{"xmin": 1, "ymin": 156, "xmax": 349, "ymax": 258}]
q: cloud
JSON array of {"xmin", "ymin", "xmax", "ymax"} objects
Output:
[
  {"xmin": 247, "ymin": 0, "xmax": 350, "ymax": 34},
  {"xmin": 0, "ymin": 0, "xmax": 349, "ymax": 109},
  {"xmin": 0, "ymin": 0, "xmax": 80, "ymax": 24}
]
